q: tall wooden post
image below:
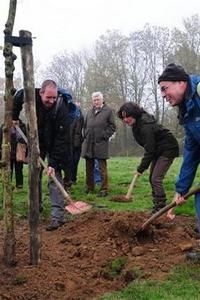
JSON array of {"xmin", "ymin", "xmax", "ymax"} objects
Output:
[
  {"xmin": 2, "ymin": 0, "xmax": 17, "ymax": 267},
  {"xmin": 19, "ymin": 30, "xmax": 41, "ymax": 265}
]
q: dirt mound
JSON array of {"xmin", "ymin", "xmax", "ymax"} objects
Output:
[{"xmin": 0, "ymin": 210, "xmax": 197, "ymax": 300}]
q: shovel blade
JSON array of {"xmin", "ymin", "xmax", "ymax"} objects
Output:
[{"xmin": 65, "ymin": 201, "xmax": 92, "ymax": 215}]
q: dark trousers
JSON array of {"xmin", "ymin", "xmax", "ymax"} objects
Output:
[
  {"xmin": 38, "ymin": 151, "xmax": 46, "ymax": 209},
  {"xmin": 149, "ymin": 156, "xmax": 174, "ymax": 209},
  {"xmin": 63, "ymin": 148, "xmax": 81, "ymax": 188},
  {"xmin": 71, "ymin": 147, "xmax": 81, "ymax": 182},
  {"xmin": 10, "ymin": 159, "xmax": 23, "ymax": 187},
  {"xmin": 85, "ymin": 158, "xmax": 108, "ymax": 192},
  {"xmin": 48, "ymin": 168, "xmax": 65, "ymax": 222}
]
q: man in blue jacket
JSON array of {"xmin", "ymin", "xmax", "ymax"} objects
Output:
[{"xmin": 158, "ymin": 63, "xmax": 200, "ymax": 260}]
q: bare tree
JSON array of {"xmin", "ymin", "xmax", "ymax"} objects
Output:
[
  {"xmin": 170, "ymin": 15, "xmax": 200, "ymax": 73},
  {"xmin": 128, "ymin": 30, "xmax": 150, "ymax": 104},
  {"xmin": 42, "ymin": 50, "xmax": 88, "ymax": 99}
]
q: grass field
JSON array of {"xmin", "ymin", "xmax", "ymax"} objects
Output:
[{"xmin": 1, "ymin": 156, "xmax": 200, "ymax": 299}]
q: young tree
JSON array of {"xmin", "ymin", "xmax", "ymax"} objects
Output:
[{"xmin": 2, "ymin": 0, "xmax": 17, "ymax": 266}]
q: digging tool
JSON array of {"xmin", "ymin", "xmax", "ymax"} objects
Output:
[
  {"xmin": 110, "ymin": 173, "xmax": 138, "ymax": 202},
  {"xmin": 125, "ymin": 173, "xmax": 138, "ymax": 200},
  {"xmin": 15, "ymin": 125, "xmax": 92, "ymax": 215},
  {"xmin": 138, "ymin": 186, "xmax": 200, "ymax": 233}
]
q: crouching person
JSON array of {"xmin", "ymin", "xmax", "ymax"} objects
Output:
[{"xmin": 117, "ymin": 102, "xmax": 179, "ymax": 213}]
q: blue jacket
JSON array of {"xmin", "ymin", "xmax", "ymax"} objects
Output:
[{"xmin": 176, "ymin": 75, "xmax": 200, "ymax": 195}]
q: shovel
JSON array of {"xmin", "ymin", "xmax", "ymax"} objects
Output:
[
  {"xmin": 110, "ymin": 173, "xmax": 138, "ymax": 202},
  {"xmin": 138, "ymin": 186, "xmax": 200, "ymax": 233},
  {"xmin": 15, "ymin": 125, "xmax": 92, "ymax": 215},
  {"xmin": 125, "ymin": 173, "xmax": 138, "ymax": 200}
]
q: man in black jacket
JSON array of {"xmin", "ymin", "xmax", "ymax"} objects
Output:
[{"xmin": 13, "ymin": 80, "xmax": 76, "ymax": 230}]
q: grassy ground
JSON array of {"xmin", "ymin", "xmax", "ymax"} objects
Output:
[
  {"xmin": 102, "ymin": 264, "xmax": 200, "ymax": 300},
  {"xmin": 1, "ymin": 156, "xmax": 200, "ymax": 299}
]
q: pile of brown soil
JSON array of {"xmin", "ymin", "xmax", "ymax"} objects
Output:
[{"xmin": 0, "ymin": 210, "xmax": 197, "ymax": 300}]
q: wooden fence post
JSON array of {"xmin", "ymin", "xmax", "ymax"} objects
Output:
[{"xmin": 19, "ymin": 30, "xmax": 41, "ymax": 265}]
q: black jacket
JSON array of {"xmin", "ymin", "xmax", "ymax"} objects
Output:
[
  {"xmin": 13, "ymin": 89, "xmax": 74, "ymax": 170},
  {"xmin": 132, "ymin": 112, "xmax": 179, "ymax": 174},
  {"xmin": 70, "ymin": 108, "xmax": 84, "ymax": 149}
]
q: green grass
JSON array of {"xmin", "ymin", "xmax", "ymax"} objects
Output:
[
  {"xmin": 1, "ymin": 156, "xmax": 200, "ymax": 299},
  {"xmin": 71, "ymin": 156, "xmax": 200, "ymax": 217},
  {"xmin": 1, "ymin": 156, "xmax": 199, "ymax": 218},
  {"xmin": 101, "ymin": 264, "xmax": 200, "ymax": 300},
  {"xmin": 101, "ymin": 265, "xmax": 200, "ymax": 300}
]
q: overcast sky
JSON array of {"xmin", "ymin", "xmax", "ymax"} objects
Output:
[{"xmin": 1, "ymin": 0, "xmax": 200, "ymax": 76}]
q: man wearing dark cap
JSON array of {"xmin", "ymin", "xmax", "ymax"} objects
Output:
[{"xmin": 158, "ymin": 63, "xmax": 200, "ymax": 260}]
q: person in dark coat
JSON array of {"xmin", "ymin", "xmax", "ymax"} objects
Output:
[
  {"xmin": 82, "ymin": 91, "xmax": 116, "ymax": 197},
  {"xmin": 0, "ymin": 119, "xmax": 27, "ymax": 189},
  {"xmin": 70, "ymin": 101, "xmax": 84, "ymax": 184},
  {"xmin": 12, "ymin": 80, "xmax": 76, "ymax": 231},
  {"xmin": 117, "ymin": 102, "xmax": 179, "ymax": 213},
  {"xmin": 63, "ymin": 100, "xmax": 84, "ymax": 189}
]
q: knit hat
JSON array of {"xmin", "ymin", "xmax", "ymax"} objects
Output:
[{"xmin": 158, "ymin": 63, "xmax": 189, "ymax": 83}]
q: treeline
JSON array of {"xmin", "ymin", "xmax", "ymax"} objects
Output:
[
  {"xmin": 41, "ymin": 15, "xmax": 200, "ymax": 155},
  {"xmin": 1, "ymin": 15, "xmax": 200, "ymax": 155}
]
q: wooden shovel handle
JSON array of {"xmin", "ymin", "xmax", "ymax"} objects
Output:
[
  {"xmin": 15, "ymin": 125, "xmax": 73, "ymax": 204},
  {"xmin": 141, "ymin": 186, "xmax": 200, "ymax": 230},
  {"xmin": 38, "ymin": 157, "xmax": 73, "ymax": 204},
  {"xmin": 125, "ymin": 173, "xmax": 138, "ymax": 199}
]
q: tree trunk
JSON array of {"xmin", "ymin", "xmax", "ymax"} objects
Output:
[
  {"xmin": 2, "ymin": 0, "xmax": 17, "ymax": 267},
  {"xmin": 19, "ymin": 30, "xmax": 41, "ymax": 265}
]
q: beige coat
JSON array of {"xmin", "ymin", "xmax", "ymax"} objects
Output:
[{"xmin": 82, "ymin": 104, "xmax": 116, "ymax": 159}]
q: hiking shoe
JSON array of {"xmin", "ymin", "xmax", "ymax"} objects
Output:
[
  {"xmin": 186, "ymin": 251, "xmax": 200, "ymax": 262},
  {"xmin": 46, "ymin": 220, "xmax": 65, "ymax": 231},
  {"xmin": 97, "ymin": 190, "xmax": 108, "ymax": 197}
]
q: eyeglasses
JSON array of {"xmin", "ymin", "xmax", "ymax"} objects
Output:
[
  {"xmin": 161, "ymin": 85, "xmax": 172, "ymax": 93},
  {"xmin": 160, "ymin": 83, "xmax": 175, "ymax": 93}
]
